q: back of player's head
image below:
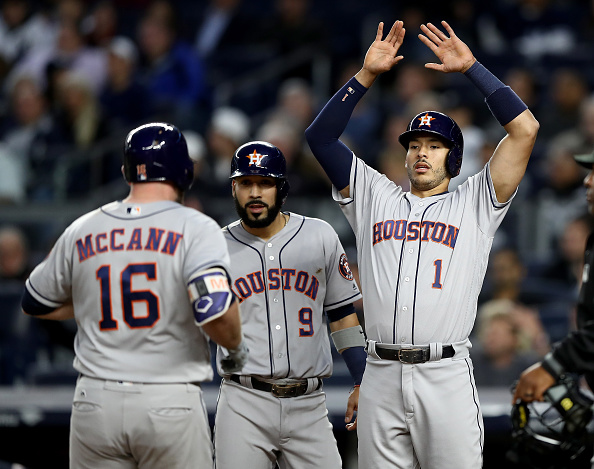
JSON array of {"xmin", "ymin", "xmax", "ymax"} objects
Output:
[
  {"xmin": 230, "ymin": 141, "xmax": 290, "ymax": 204},
  {"xmin": 398, "ymin": 111, "xmax": 464, "ymax": 177},
  {"xmin": 123, "ymin": 122, "xmax": 194, "ymax": 191}
]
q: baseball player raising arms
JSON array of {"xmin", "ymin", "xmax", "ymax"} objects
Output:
[
  {"xmin": 213, "ymin": 141, "xmax": 366, "ymax": 469},
  {"xmin": 21, "ymin": 123, "xmax": 248, "ymax": 469},
  {"xmin": 305, "ymin": 20, "xmax": 539, "ymax": 469}
]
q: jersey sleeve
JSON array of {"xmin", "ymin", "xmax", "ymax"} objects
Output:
[
  {"xmin": 461, "ymin": 161, "xmax": 517, "ymax": 237},
  {"xmin": 321, "ymin": 222, "xmax": 362, "ymax": 310},
  {"xmin": 332, "ymin": 154, "xmax": 404, "ymax": 239},
  {"xmin": 25, "ymin": 227, "xmax": 74, "ymax": 308},
  {"xmin": 183, "ymin": 214, "xmax": 231, "ymax": 282}
]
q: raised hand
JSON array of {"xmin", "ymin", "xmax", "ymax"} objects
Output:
[
  {"xmin": 356, "ymin": 20, "xmax": 405, "ymax": 87},
  {"xmin": 419, "ymin": 21, "xmax": 476, "ymax": 74}
]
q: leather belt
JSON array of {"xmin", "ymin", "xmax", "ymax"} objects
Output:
[
  {"xmin": 375, "ymin": 345, "xmax": 455, "ymax": 364},
  {"xmin": 229, "ymin": 375, "xmax": 321, "ymax": 398}
]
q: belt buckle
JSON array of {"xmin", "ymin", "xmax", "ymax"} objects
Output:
[
  {"xmin": 397, "ymin": 348, "xmax": 426, "ymax": 364},
  {"xmin": 272, "ymin": 383, "xmax": 303, "ymax": 398}
]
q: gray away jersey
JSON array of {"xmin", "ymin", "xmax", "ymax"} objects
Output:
[
  {"xmin": 25, "ymin": 200, "xmax": 230, "ymax": 383},
  {"xmin": 218, "ymin": 213, "xmax": 361, "ymax": 378},
  {"xmin": 333, "ymin": 156, "xmax": 515, "ymax": 346}
]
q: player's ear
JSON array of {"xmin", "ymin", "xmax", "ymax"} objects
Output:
[
  {"xmin": 231, "ymin": 179, "xmax": 237, "ymax": 197},
  {"xmin": 121, "ymin": 165, "xmax": 129, "ymax": 184}
]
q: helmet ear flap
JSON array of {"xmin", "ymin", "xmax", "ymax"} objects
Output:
[
  {"xmin": 447, "ymin": 146, "xmax": 463, "ymax": 177},
  {"xmin": 277, "ymin": 179, "xmax": 290, "ymax": 205}
]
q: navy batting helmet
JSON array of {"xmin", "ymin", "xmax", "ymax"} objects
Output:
[
  {"xmin": 398, "ymin": 111, "xmax": 464, "ymax": 177},
  {"xmin": 230, "ymin": 141, "xmax": 290, "ymax": 204},
  {"xmin": 123, "ymin": 123, "xmax": 194, "ymax": 191}
]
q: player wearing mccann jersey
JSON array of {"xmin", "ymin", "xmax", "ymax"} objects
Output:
[
  {"xmin": 305, "ymin": 21, "xmax": 539, "ymax": 469},
  {"xmin": 213, "ymin": 141, "xmax": 366, "ymax": 469},
  {"xmin": 21, "ymin": 123, "xmax": 247, "ymax": 469}
]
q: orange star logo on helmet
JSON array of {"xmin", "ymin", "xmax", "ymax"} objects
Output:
[
  {"xmin": 418, "ymin": 113, "xmax": 436, "ymax": 127},
  {"xmin": 247, "ymin": 149, "xmax": 266, "ymax": 166}
]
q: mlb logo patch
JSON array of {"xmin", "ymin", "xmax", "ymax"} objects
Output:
[{"xmin": 127, "ymin": 206, "xmax": 142, "ymax": 216}]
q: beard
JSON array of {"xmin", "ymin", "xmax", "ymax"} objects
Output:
[
  {"xmin": 234, "ymin": 197, "xmax": 282, "ymax": 228},
  {"xmin": 407, "ymin": 162, "xmax": 449, "ymax": 192}
]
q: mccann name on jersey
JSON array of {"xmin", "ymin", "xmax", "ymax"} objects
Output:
[{"xmin": 75, "ymin": 227, "xmax": 183, "ymax": 262}]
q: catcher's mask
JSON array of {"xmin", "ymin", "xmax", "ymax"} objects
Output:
[{"xmin": 507, "ymin": 375, "xmax": 594, "ymax": 468}]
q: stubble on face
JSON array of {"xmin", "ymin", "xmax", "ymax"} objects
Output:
[{"xmin": 407, "ymin": 161, "xmax": 449, "ymax": 192}]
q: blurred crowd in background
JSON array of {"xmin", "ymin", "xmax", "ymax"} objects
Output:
[{"xmin": 1, "ymin": 0, "xmax": 594, "ymax": 390}]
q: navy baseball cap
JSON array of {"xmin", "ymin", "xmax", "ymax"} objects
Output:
[{"xmin": 574, "ymin": 148, "xmax": 594, "ymax": 169}]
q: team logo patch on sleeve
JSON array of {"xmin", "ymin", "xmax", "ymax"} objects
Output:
[{"xmin": 338, "ymin": 253, "xmax": 354, "ymax": 280}]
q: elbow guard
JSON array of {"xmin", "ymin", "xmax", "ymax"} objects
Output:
[{"xmin": 187, "ymin": 267, "xmax": 234, "ymax": 326}]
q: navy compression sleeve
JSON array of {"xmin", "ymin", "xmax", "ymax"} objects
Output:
[{"xmin": 305, "ymin": 77, "xmax": 368, "ymax": 191}]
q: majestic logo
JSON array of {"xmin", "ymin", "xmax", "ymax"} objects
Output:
[
  {"xmin": 247, "ymin": 150, "xmax": 266, "ymax": 167},
  {"xmin": 417, "ymin": 113, "xmax": 436, "ymax": 127},
  {"xmin": 338, "ymin": 253, "xmax": 354, "ymax": 281}
]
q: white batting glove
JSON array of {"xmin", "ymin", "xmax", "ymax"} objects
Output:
[{"xmin": 221, "ymin": 339, "xmax": 249, "ymax": 373}]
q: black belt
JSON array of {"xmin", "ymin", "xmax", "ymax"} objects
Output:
[
  {"xmin": 230, "ymin": 375, "xmax": 321, "ymax": 398},
  {"xmin": 375, "ymin": 345, "xmax": 455, "ymax": 364}
]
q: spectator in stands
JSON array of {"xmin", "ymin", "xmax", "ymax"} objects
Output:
[
  {"xmin": 99, "ymin": 36, "xmax": 151, "ymax": 134},
  {"xmin": 541, "ymin": 213, "xmax": 594, "ymax": 291},
  {"xmin": 0, "ymin": 0, "xmax": 57, "ymax": 80},
  {"xmin": 375, "ymin": 112, "xmax": 410, "ymax": 188},
  {"xmin": 480, "ymin": 247, "xmax": 540, "ymax": 306},
  {"xmin": 0, "ymin": 225, "xmax": 31, "ymax": 281},
  {"xmin": 269, "ymin": 78, "xmax": 316, "ymax": 135},
  {"xmin": 532, "ymin": 133, "xmax": 589, "ymax": 257},
  {"xmin": 194, "ymin": 0, "xmax": 249, "ymax": 61},
  {"xmin": 490, "ymin": 0, "xmax": 583, "ymax": 62},
  {"xmin": 255, "ymin": 115, "xmax": 328, "ymax": 197},
  {"xmin": 81, "ymin": 0, "xmax": 119, "ymax": 48},
  {"xmin": 446, "ymin": 103, "xmax": 485, "ymax": 188},
  {"xmin": 257, "ymin": 0, "xmax": 327, "ymax": 82},
  {"xmin": 385, "ymin": 62, "xmax": 439, "ymax": 117},
  {"xmin": 471, "ymin": 299, "xmax": 545, "ymax": 387},
  {"xmin": 189, "ymin": 106, "xmax": 250, "ymax": 206},
  {"xmin": 181, "ymin": 129, "xmax": 207, "ymax": 214},
  {"xmin": 136, "ymin": 1, "xmax": 209, "ymax": 129},
  {"xmin": 538, "ymin": 68, "xmax": 591, "ymax": 141},
  {"xmin": 7, "ymin": 17, "xmax": 108, "ymax": 96}
]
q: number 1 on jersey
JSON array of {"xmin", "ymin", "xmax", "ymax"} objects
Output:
[{"xmin": 432, "ymin": 259, "xmax": 443, "ymax": 289}]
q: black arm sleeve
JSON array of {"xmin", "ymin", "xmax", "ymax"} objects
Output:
[{"xmin": 305, "ymin": 77, "xmax": 368, "ymax": 191}]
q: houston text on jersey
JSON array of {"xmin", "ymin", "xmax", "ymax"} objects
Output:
[
  {"xmin": 231, "ymin": 269, "xmax": 320, "ymax": 303},
  {"xmin": 372, "ymin": 219, "xmax": 459, "ymax": 248}
]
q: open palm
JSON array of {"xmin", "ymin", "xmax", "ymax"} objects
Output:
[
  {"xmin": 419, "ymin": 21, "xmax": 475, "ymax": 74},
  {"xmin": 363, "ymin": 21, "xmax": 406, "ymax": 75}
]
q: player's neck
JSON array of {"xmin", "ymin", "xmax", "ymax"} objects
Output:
[
  {"xmin": 123, "ymin": 182, "xmax": 182, "ymax": 204},
  {"xmin": 241, "ymin": 213, "xmax": 289, "ymax": 241},
  {"xmin": 409, "ymin": 180, "xmax": 450, "ymax": 198}
]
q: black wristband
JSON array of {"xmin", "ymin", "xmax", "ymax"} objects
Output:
[{"xmin": 541, "ymin": 352, "xmax": 566, "ymax": 380}]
